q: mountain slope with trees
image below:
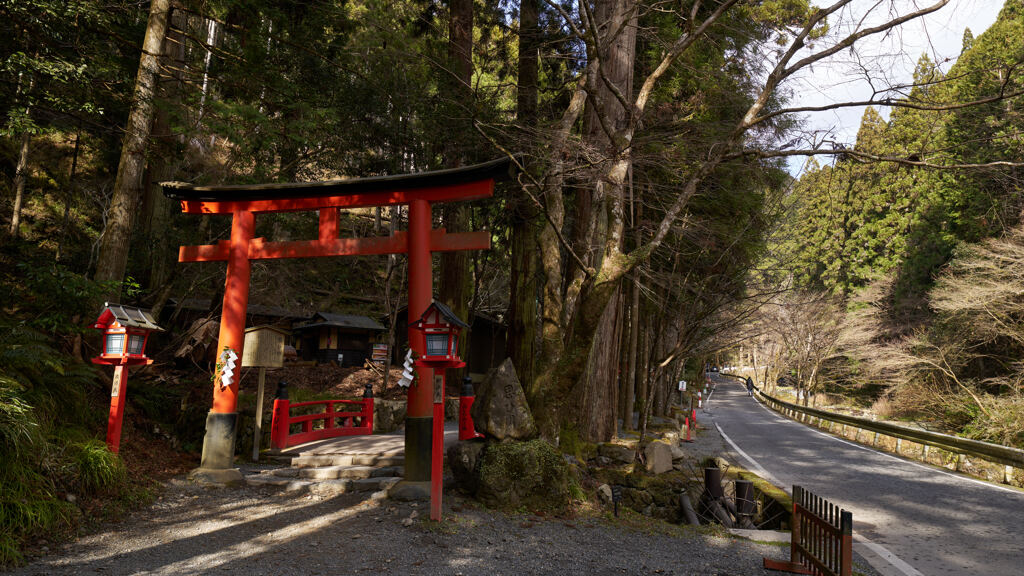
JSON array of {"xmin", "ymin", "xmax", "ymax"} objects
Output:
[{"xmin": 755, "ymin": 0, "xmax": 1024, "ymax": 447}]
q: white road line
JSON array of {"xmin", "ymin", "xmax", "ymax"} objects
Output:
[
  {"xmin": 714, "ymin": 419, "xmax": 924, "ymax": 576},
  {"xmin": 856, "ymin": 541, "xmax": 926, "ymax": 576},
  {"xmin": 714, "ymin": 422, "xmax": 782, "ymax": 487},
  {"xmin": 748, "ymin": 391, "xmax": 1024, "ymax": 496}
]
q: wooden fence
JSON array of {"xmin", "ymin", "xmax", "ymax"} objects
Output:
[{"xmin": 764, "ymin": 485, "xmax": 852, "ymax": 576}]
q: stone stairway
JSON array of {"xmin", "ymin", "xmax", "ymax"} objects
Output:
[
  {"xmin": 246, "ymin": 443, "xmax": 406, "ymax": 496},
  {"xmin": 244, "ymin": 424, "xmax": 458, "ymax": 496}
]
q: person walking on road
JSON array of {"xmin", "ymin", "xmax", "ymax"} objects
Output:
[{"xmin": 745, "ymin": 377, "xmax": 754, "ymax": 396}]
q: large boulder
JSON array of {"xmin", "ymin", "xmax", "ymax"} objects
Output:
[
  {"xmin": 475, "ymin": 439, "xmax": 572, "ymax": 511},
  {"xmin": 644, "ymin": 440, "xmax": 673, "ymax": 474},
  {"xmin": 373, "ymin": 399, "xmax": 406, "ymax": 433},
  {"xmin": 470, "ymin": 359, "xmax": 537, "ymax": 441}
]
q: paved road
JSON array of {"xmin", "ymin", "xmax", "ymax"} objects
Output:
[{"xmin": 707, "ymin": 375, "xmax": 1024, "ymax": 576}]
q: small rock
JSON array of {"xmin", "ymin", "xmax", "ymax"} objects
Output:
[
  {"xmin": 644, "ymin": 440, "xmax": 673, "ymax": 474},
  {"xmin": 409, "ymin": 510, "xmax": 419, "ymax": 520},
  {"xmin": 597, "ymin": 443, "xmax": 635, "ymax": 464},
  {"xmin": 447, "ymin": 440, "xmax": 487, "ymax": 493},
  {"xmin": 670, "ymin": 444, "xmax": 685, "ymax": 461},
  {"xmin": 401, "ymin": 517, "xmax": 414, "ymax": 527},
  {"xmin": 597, "ymin": 484, "xmax": 613, "ymax": 504},
  {"xmin": 65, "ymin": 494, "xmax": 77, "ymax": 503}
]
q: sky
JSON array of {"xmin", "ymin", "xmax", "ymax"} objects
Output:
[{"xmin": 784, "ymin": 0, "xmax": 1005, "ymax": 175}]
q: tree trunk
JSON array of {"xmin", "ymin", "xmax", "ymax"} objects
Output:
[
  {"xmin": 516, "ymin": 0, "xmax": 539, "ymax": 125},
  {"xmin": 439, "ymin": 0, "xmax": 474, "ymax": 381},
  {"xmin": 93, "ymin": 0, "xmax": 172, "ymax": 300},
  {"xmin": 9, "ymin": 131, "xmax": 31, "ymax": 237},
  {"xmin": 507, "ymin": 0, "xmax": 540, "ymax": 385},
  {"xmin": 620, "ymin": 272, "xmax": 640, "ymax": 430},
  {"xmin": 142, "ymin": 9, "xmax": 186, "ymax": 293},
  {"xmin": 574, "ymin": 284, "xmax": 623, "ymax": 441},
  {"xmin": 56, "ymin": 130, "xmax": 80, "ymax": 262}
]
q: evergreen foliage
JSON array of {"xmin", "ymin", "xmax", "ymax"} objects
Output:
[{"xmin": 766, "ymin": 3, "xmax": 1024, "ymax": 443}]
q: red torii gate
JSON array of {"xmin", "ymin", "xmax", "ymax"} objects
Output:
[{"xmin": 162, "ymin": 158, "xmax": 511, "ymax": 486}]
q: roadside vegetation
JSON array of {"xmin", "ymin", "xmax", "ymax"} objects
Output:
[{"xmin": 749, "ymin": 2, "xmax": 1024, "ymax": 448}]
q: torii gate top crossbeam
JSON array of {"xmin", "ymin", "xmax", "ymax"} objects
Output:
[{"xmin": 162, "ymin": 157, "xmax": 512, "ymax": 214}]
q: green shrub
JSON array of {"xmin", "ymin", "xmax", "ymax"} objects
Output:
[
  {"xmin": 0, "ymin": 460, "xmax": 75, "ymax": 566},
  {"xmin": 0, "ymin": 381, "xmax": 39, "ymax": 457},
  {"xmin": 73, "ymin": 440, "xmax": 127, "ymax": 493}
]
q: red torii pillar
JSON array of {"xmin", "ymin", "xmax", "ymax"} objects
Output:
[{"xmin": 163, "ymin": 159, "xmax": 510, "ymax": 485}]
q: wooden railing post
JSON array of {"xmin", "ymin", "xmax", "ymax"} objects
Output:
[
  {"xmin": 362, "ymin": 383, "xmax": 374, "ymax": 432},
  {"xmin": 840, "ymin": 510, "xmax": 853, "ymax": 576},
  {"xmin": 270, "ymin": 381, "xmax": 290, "ymax": 450},
  {"xmin": 325, "ymin": 401, "xmax": 335, "ymax": 430}
]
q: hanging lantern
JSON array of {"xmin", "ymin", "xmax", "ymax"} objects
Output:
[{"xmin": 408, "ymin": 301, "xmax": 468, "ymax": 369}]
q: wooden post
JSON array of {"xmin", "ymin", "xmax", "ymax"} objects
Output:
[
  {"xmin": 252, "ymin": 366, "xmax": 266, "ymax": 462},
  {"xmin": 106, "ymin": 364, "xmax": 130, "ymax": 453},
  {"xmin": 431, "ymin": 371, "xmax": 444, "ymax": 521}
]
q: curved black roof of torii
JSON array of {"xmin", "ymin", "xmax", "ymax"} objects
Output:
[{"xmin": 161, "ymin": 157, "xmax": 515, "ymax": 203}]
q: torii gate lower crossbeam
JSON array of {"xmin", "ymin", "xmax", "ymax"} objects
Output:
[{"xmin": 163, "ymin": 158, "xmax": 511, "ymax": 485}]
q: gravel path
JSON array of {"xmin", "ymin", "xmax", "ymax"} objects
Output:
[
  {"xmin": 10, "ymin": 478, "xmax": 811, "ymax": 576},
  {"xmin": 8, "ymin": 391, "xmax": 882, "ymax": 576}
]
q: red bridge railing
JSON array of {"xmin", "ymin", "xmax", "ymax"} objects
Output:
[
  {"xmin": 270, "ymin": 382, "xmax": 373, "ymax": 450},
  {"xmin": 764, "ymin": 485, "xmax": 852, "ymax": 576}
]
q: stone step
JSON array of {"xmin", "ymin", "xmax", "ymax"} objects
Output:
[
  {"xmin": 297, "ymin": 465, "xmax": 379, "ymax": 480},
  {"xmin": 308, "ymin": 477, "xmax": 401, "ymax": 497},
  {"xmin": 244, "ymin": 475, "xmax": 315, "ymax": 492},
  {"xmin": 289, "ymin": 454, "xmax": 405, "ymax": 468},
  {"xmin": 370, "ymin": 466, "xmax": 404, "ymax": 478}
]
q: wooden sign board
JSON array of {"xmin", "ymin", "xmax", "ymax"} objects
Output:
[{"xmin": 242, "ymin": 326, "xmax": 287, "ymax": 368}]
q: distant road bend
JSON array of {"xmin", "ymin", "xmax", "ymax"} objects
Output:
[{"xmin": 707, "ymin": 375, "xmax": 1024, "ymax": 576}]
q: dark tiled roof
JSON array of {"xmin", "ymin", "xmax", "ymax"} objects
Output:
[
  {"xmin": 296, "ymin": 313, "xmax": 385, "ymax": 331},
  {"xmin": 98, "ymin": 302, "xmax": 164, "ymax": 331},
  {"xmin": 428, "ymin": 301, "xmax": 470, "ymax": 329}
]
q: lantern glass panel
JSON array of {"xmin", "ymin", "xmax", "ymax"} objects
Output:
[
  {"xmin": 426, "ymin": 333, "xmax": 449, "ymax": 356},
  {"xmin": 127, "ymin": 334, "xmax": 145, "ymax": 355},
  {"xmin": 450, "ymin": 336, "xmax": 458, "ymax": 357},
  {"xmin": 106, "ymin": 333, "xmax": 125, "ymax": 355}
]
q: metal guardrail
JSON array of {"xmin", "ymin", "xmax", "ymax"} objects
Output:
[{"xmin": 755, "ymin": 389, "xmax": 1024, "ymax": 470}]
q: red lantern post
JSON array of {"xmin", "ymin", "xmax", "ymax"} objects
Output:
[
  {"xmin": 409, "ymin": 301, "xmax": 469, "ymax": 521},
  {"xmin": 91, "ymin": 303, "xmax": 164, "ymax": 453}
]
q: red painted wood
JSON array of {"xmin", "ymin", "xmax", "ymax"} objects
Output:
[
  {"xmin": 179, "ymin": 230, "xmax": 491, "ymax": 263},
  {"xmin": 212, "ymin": 210, "xmax": 253, "ymax": 414},
  {"xmin": 407, "ymin": 199, "xmax": 433, "ymax": 420},
  {"xmin": 106, "ymin": 364, "xmax": 129, "ymax": 453},
  {"xmin": 179, "ymin": 180, "xmax": 493, "ymax": 214},
  {"xmin": 319, "ymin": 208, "xmax": 338, "ymax": 243},
  {"xmin": 431, "ymin": 398, "xmax": 444, "ymax": 521},
  {"xmin": 269, "ymin": 398, "xmax": 374, "ymax": 449}
]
